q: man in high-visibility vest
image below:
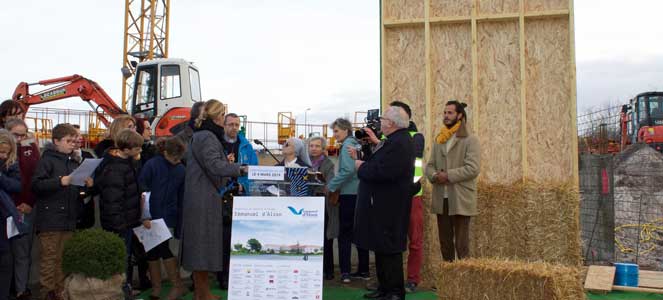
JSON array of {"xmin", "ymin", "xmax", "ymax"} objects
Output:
[{"xmin": 389, "ymin": 101, "xmax": 425, "ymax": 294}]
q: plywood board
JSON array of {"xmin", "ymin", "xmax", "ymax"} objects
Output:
[
  {"xmin": 477, "ymin": 21, "xmax": 522, "ymax": 184},
  {"xmin": 525, "ymin": 18, "xmax": 573, "ymax": 182},
  {"xmin": 383, "ymin": 26, "xmax": 426, "ymax": 135},
  {"xmin": 526, "ymin": 0, "xmax": 568, "ymax": 13},
  {"xmin": 584, "ymin": 266, "xmax": 616, "ymax": 292},
  {"xmin": 430, "ymin": 23, "xmax": 472, "ymax": 135},
  {"xmin": 384, "ymin": 0, "xmax": 425, "ymax": 20},
  {"xmin": 640, "ymin": 270, "xmax": 663, "ymax": 289},
  {"xmin": 430, "ymin": 0, "xmax": 472, "ymax": 18},
  {"xmin": 478, "ymin": 0, "xmax": 519, "ymax": 15}
]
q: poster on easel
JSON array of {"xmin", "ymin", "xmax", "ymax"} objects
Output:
[{"xmin": 228, "ymin": 196, "xmax": 325, "ymax": 300}]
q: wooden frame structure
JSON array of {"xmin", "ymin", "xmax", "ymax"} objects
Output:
[{"xmin": 380, "ymin": 0, "xmax": 578, "ymax": 185}]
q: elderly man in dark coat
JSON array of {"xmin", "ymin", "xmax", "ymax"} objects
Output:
[{"xmin": 352, "ymin": 106, "xmax": 414, "ymax": 300}]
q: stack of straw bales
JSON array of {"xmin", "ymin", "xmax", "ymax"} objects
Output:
[
  {"xmin": 416, "ymin": 181, "xmax": 582, "ymax": 287},
  {"xmin": 437, "ymin": 258, "xmax": 585, "ymax": 300}
]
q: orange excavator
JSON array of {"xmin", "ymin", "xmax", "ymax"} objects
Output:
[
  {"xmin": 620, "ymin": 91, "xmax": 663, "ymax": 152},
  {"xmin": 12, "ymin": 58, "xmax": 201, "ymax": 141},
  {"xmin": 12, "ymin": 74, "xmax": 124, "ymax": 128}
]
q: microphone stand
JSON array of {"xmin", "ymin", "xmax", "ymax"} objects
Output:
[{"xmin": 254, "ymin": 139, "xmax": 280, "ymax": 164}]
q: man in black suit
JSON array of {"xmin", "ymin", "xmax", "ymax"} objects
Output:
[{"xmin": 351, "ymin": 106, "xmax": 415, "ymax": 300}]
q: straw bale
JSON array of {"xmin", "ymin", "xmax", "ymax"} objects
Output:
[
  {"xmin": 437, "ymin": 258, "xmax": 585, "ymax": 300},
  {"xmin": 430, "ymin": 0, "xmax": 472, "ymax": 18},
  {"xmin": 472, "ymin": 182, "xmax": 582, "ymax": 266},
  {"xmin": 471, "ymin": 182, "xmax": 529, "ymax": 259},
  {"xmin": 525, "ymin": 0, "xmax": 568, "ymax": 13},
  {"xmin": 430, "ymin": 23, "xmax": 472, "ymax": 134},
  {"xmin": 478, "ymin": 0, "xmax": 519, "ymax": 15},
  {"xmin": 525, "ymin": 18, "xmax": 573, "ymax": 183},
  {"xmin": 525, "ymin": 182, "xmax": 582, "ymax": 265},
  {"xmin": 383, "ymin": 0, "xmax": 424, "ymax": 20},
  {"xmin": 383, "ymin": 26, "xmax": 426, "ymax": 135},
  {"xmin": 477, "ymin": 21, "xmax": 522, "ymax": 184}
]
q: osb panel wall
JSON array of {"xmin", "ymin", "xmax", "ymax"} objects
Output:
[
  {"xmin": 381, "ymin": 0, "xmax": 578, "ymax": 287},
  {"xmin": 477, "ymin": 21, "xmax": 522, "ymax": 183},
  {"xmin": 430, "ymin": 24, "xmax": 472, "ymax": 135},
  {"xmin": 478, "ymin": 0, "xmax": 519, "ymax": 15},
  {"xmin": 383, "ymin": 0, "xmax": 424, "ymax": 20},
  {"xmin": 525, "ymin": 19, "xmax": 573, "ymax": 183},
  {"xmin": 526, "ymin": 0, "xmax": 568, "ymax": 12},
  {"xmin": 430, "ymin": 0, "xmax": 472, "ymax": 17},
  {"xmin": 383, "ymin": 26, "xmax": 427, "ymax": 134}
]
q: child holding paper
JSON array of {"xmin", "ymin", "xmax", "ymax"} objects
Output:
[
  {"xmin": 94, "ymin": 128, "xmax": 144, "ymax": 299},
  {"xmin": 32, "ymin": 124, "xmax": 93, "ymax": 300},
  {"xmin": 139, "ymin": 137, "xmax": 186, "ymax": 300}
]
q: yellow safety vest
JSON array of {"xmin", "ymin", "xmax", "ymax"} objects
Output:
[{"xmin": 410, "ymin": 131, "xmax": 423, "ymax": 196}]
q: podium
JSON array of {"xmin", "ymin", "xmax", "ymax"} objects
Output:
[{"xmin": 228, "ymin": 166, "xmax": 326, "ymax": 300}]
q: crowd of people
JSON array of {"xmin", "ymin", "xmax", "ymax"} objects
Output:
[{"xmin": 0, "ymin": 97, "xmax": 480, "ymax": 300}]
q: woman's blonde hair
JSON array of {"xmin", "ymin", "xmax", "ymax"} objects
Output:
[
  {"xmin": 195, "ymin": 99, "xmax": 226, "ymax": 128},
  {"xmin": 108, "ymin": 115, "xmax": 136, "ymax": 141},
  {"xmin": 0, "ymin": 129, "xmax": 17, "ymax": 169}
]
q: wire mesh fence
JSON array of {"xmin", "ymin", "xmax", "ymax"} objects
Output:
[{"xmin": 580, "ymin": 146, "xmax": 663, "ymax": 270}]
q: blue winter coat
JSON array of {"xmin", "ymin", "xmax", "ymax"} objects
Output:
[
  {"xmin": 138, "ymin": 155, "xmax": 185, "ymax": 237},
  {"xmin": 236, "ymin": 135, "xmax": 258, "ymax": 195}
]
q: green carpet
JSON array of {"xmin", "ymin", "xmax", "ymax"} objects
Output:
[
  {"xmin": 587, "ymin": 291, "xmax": 663, "ymax": 300},
  {"xmin": 140, "ymin": 284, "xmax": 663, "ymax": 299},
  {"xmin": 139, "ymin": 284, "xmax": 438, "ymax": 299}
]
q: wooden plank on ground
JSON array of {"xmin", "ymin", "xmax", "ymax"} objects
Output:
[
  {"xmin": 613, "ymin": 285, "xmax": 663, "ymax": 294},
  {"xmin": 584, "ymin": 266, "xmax": 616, "ymax": 292},
  {"xmin": 639, "ymin": 270, "xmax": 663, "ymax": 289}
]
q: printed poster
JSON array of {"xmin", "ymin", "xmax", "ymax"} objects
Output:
[{"xmin": 228, "ymin": 196, "xmax": 325, "ymax": 300}]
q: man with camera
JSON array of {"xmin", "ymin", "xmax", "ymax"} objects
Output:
[{"xmin": 351, "ymin": 106, "xmax": 414, "ymax": 300}]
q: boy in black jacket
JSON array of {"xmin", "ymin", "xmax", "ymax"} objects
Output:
[
  {"xmin": 95, "ymin": 128, "xmax": 144, "ymax": 299},
  {"xmin": 32, "ymin": 124, "xmax": 93, "ymax": 300}
]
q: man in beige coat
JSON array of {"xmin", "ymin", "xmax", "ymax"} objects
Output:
[{"xmin": 425, "ymin": 100, "xmax": 480, "ymax": 261}]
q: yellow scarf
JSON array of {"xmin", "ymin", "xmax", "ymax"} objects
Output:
[{"xmin": 436, "ymin": 121, "xmax": 461, "ymax": 144}]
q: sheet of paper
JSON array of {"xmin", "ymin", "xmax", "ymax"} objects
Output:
[
  {"xmin": 266, "ymin": 185, "xmax": 281, "ymax": 196},
  {"xmin": 69, "ymin": 158, "xmax": 103, "ymax": 186},
  {"xmin": 133, "ymin": 218, "xmax": 172, "ymax": 252},
  {"xmin": 6, "ymin": 216, "xmax": 19, "ymax": 239}
]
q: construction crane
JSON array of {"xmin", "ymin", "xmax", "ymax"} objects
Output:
[{"xmin": 121, "ymin": 0, "xmax": 170, "ymax": 111}]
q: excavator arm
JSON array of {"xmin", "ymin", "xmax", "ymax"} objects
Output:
[{"xmin": 12, "ymin": 75, "xmax": 126, "ymax": 127}]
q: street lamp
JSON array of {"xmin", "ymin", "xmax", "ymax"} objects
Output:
[{"xmin": 304, "ymin": 108, "xmax": 311, "ymax": 138}]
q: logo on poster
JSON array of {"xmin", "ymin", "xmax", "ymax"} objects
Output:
[{"xmin": 286, "ymin": 206, "xmax": 319, "ymax": 217}]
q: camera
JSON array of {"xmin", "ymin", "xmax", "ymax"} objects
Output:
[{"xmin": 354, "ymin": 109, "xmax": 382, "ymax": 140}]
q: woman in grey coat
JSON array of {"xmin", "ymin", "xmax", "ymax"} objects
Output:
[{"xmin": 181, "ymin": 99, "xmax": 246, "ymax": 300}]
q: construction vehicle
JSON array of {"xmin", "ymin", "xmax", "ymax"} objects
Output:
[
  {"xmin": 621, "ymin": 91, "xmax": 663, "ymax": 152},
  {"xmin": 12, "ymin": 58, "xmax": 200, "ymax": 141}
]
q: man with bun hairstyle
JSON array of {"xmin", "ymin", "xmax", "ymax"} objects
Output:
[{"xmin": 425, "ymin": 100, "xmax": 481, "ymax": 262}]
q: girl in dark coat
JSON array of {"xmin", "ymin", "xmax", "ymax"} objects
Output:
[{"xmin": 139, "ymin": 137, "xmax": 186, "ymax": 300}]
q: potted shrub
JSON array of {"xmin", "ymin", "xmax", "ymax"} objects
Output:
[{"xmin": 62, "ymin": 228, "xmax": 126, "ymax": 300}]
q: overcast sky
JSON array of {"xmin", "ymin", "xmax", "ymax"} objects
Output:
[{"xmin": 1, "ymin": 0, "xmax": 662, "ymax": 125}]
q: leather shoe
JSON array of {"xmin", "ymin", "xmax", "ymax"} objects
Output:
[{"xmin": 363, "ymin": 290, "xmax": 384, "ymax": 299}]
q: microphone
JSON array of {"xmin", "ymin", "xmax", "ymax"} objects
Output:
[{"xmin": 253, "ymin": 139, "xmax": 279, "ymax": 164}]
